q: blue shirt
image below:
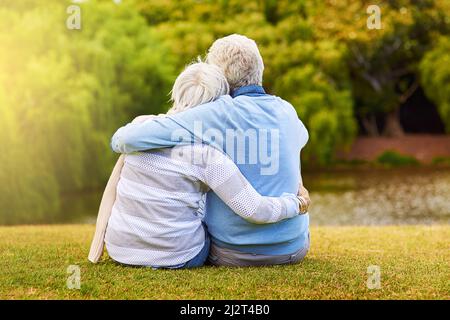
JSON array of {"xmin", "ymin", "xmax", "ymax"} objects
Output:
[{"xmin": 111, "ymin": 85, "xmax": 309, "ymax": 255}]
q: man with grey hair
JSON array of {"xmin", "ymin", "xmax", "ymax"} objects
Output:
[
  {"xmin": 206, "ymin": 34, "xmax": 264, "ymax": 89},
  {"xmin": 111, "ymin": 34, "xmax": 310, "ymax": 267}
]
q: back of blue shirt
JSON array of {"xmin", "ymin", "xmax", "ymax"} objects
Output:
[{"xmin": 203, "ymin": 93, "xmax": 309, "ymax": 255}]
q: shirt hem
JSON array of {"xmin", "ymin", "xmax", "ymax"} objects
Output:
[{"xmin": 211, "ymin": 233, "xmax": 307, "ymax": 256}]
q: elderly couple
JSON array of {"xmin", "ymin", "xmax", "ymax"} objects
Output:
[{"xmin": 88, "ymin": 34, "xmax": 310, "ymax": 268}]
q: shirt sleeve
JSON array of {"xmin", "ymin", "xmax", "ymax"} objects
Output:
[
  {"xmin": 110, "ymin": 117, "xmax": 189, "ymax": 153},
  {"xmin": 110, "ymin": 96, "xmax": 231, "ymax": 154},
  {"xmin": 197, "ymin": 145, "xmax": 300, "ymax": 224}
]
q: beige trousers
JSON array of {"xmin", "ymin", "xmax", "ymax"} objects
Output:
[{"xmin": 207, "ymin": 234, "xmax": 310, "ymax": 267}]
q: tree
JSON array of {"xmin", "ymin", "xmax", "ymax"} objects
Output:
[
  {"xmin": 311, "ymin": 0, "xmax": 450, "ymax": 136},
  {"xmin": 0, "ymin": 1, "xmax": 175, "ymax": 223},
  {"xmin": 420, "ymin": 36, "xmax": 450, "ymax": 131}
]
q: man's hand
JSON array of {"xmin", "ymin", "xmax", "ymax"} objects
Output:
[{"xmin": 297, "ymin": 185, "xmax": 311, "ymax": 214}]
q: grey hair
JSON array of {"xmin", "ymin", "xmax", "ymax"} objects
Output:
[
  {"xmin": 206, "ymin": 34, "xmax": 264, "ymax": 90},
  {"xmin": 168, "ymin": 61, "xmax": 230, "ymax": 114}
]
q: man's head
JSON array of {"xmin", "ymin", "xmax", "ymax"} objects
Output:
[
  {"xmin": 206, "ymin": 34, "xmax": 264, "ymax": 91},
  {"xmin": 168, "ymin": 61, "xmax": 229, "ymax": 114}
]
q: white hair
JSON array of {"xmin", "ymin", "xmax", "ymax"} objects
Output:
[
  {"xmin": 168, "ymin": 61, "xmax": 229, "ymax": 114},
  {"xmin": 206, "ymin": 34, "xmax": 264, "ymax": 90}
]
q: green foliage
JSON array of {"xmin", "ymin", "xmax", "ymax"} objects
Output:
[
  {"xmin": 376, "ymin": 151, "xmax": 419, "ymax": 167},
  {"xmin": 432, "ymin": 156, "xmax": 450, "ymax": 166},
  {"xmin": 311, "ymin": 0, "xmax": 450, "ymax": 136},
  {"xmin": 0, "ymin": 87, "xmax": 59, "ymax": 224},
  {"xmin": 420, "ymin": 37, "xmax": 450, "ymax": 132},
  {"xmin": 0, "ymin": 1, "xmax": 174, "ymax": 223}
]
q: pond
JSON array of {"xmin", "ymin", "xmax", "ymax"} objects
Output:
[
  {"xmin": 303, "ymin": 167, "xmax": 450, "ymax": 226},
  {"xmin": 61, "ymin": 167, "xmax": 450, "ymax": 226}
]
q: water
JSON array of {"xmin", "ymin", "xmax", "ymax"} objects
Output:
[
  {"xmin": 62, "ymin": 167, "xmax": 450, "ymax": 226},
  {"xmin": 303, "ymin": 167, "xmax": 450, "ymax": 225}
]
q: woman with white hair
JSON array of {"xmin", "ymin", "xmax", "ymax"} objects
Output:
[{"xmin": 88, "ymin": 62, "xmax": 309, "ymax": 269}]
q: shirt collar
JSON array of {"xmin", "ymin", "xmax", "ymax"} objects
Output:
[{"xmin": 231, "ymin": 85, "xmax": 266, "ymax": 98}]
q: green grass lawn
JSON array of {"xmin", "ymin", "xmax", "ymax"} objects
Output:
[{"xmin": 0, "ymin": 225, "xmax": 448, "ymax": 299}]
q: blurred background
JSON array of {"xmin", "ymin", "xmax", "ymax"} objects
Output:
[{"xmin": 0, "ymin": 0, "xmax": 449, "ymax": 225}]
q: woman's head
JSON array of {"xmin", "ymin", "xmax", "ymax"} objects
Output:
[{"xmin": 168, "ymin": 62, "xmax": 229, "ymax": 114}]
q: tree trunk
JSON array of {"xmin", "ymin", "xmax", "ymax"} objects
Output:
[
  {"xmin": 383, "ymin": 109, "xmax": 404, "ymax": 137},
  {"xmin": 361, "ymin": 114, "xmax": 379, "ymax": 137}
]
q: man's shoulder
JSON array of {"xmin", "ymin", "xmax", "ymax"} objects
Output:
[
  {"xmin": 269, "ymin": 95, "xmax": 297, "ymax": 112},
  {"xmin": 237, "ymin": 94, "xmax": 300, "ymax": 122},
  {"xmin": 267, "ymin": 95, "xmax": 301, "ymax": 121}
]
